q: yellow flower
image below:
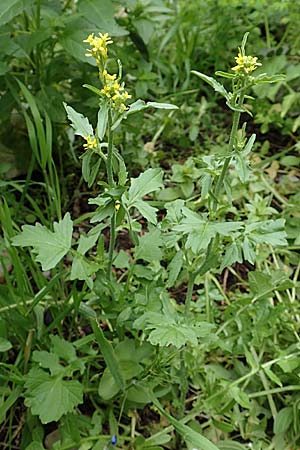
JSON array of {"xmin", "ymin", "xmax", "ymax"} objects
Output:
[
  {"xmin": 100, "ymin": 85, "xmax": 112, "ymax": 97},
  {"xmin": 103, "ymin": 70, "xmax": 117, "ymax": 81},
  {"xmin": 83, "ymin": 32, "xmax": 113, "ymax": 64},
  {"xmin": 83, "ymin": 135, "xmax": 97, "ymax": 149},
  {"xmin": 231, "ymin": 52, "xmax": 261, "ymax": 74}
]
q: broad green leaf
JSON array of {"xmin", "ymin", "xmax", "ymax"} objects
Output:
[
  {"xmin": 63, "ymin": 103, "xmax": 93, "ymax": 138},
  {"xmin": 12, "ymin": 213, "xmax": 73, "ymax": 271},
  {"xmin": 152, "ymin": 397, "xmax": 220, "ymax": 450},
  {"xmin": 127, "ymin": 168, "xmax": 163, "ymax": 205},
  {"xmin": 24, "ymin": 368, "xmax": 83, "ymax": 424},
  {"xmin": 191, "ymin": 71, "xmax": 229, "ymax": 100}
]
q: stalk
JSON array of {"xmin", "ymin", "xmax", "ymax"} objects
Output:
[
  {"xmin": 107, "ymin": 109, "xmax": 116, "ymax": 279},
  {"xmin": 184, "ymin": 272, "xmax": 196, "ymax": 316},
  {"xmin": 212, "ymin": 85, "xmax": 245, "ymax": 211},
  {"xmin": 107, "ymin": 109, "xmax": 114, "ymax": 186}
]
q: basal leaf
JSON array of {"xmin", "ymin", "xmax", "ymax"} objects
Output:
[
  {"xmin": 148, "ymin": 323, "xmax": 198, "ymax": 348},
  {"xmin": 24, "ymin": 368, "xmax": 83, "ymax": 424},
  {"xmin": 12, "ymin": 213, "xmax": 73, "ymax": 271}
]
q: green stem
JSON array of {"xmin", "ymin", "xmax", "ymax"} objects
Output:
[
  {"xmin": 212, "ymin": 86, "xmax": 245, "ymax": 211},
  {"xmin": 107, "ymin": 211, "xmax": 116, "ymax": 280},
  {"xmin": 204, "ymin": 273, "xmax": 211, "ymax": 322},
  {"xmin": 184, "ymin": 271, "xmax": 196, "ymax": 316},
  {"xmin": 107, "ymin": 109, "xmax": 116, "ymax": 280},
  {"xmin": 107, "ymin": 109, "xmax": 114, "ymax": 186}
]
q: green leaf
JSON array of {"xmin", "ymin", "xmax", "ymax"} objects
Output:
[
  {"xmin": 77, "ymin": 0, "xmax": 127, "ymax": 36},
  {"xmin": 191, "ymin": 71, "xmax": 229, "ymax": 100},
  {"xmin": 247, "ymin": 219, "xmax": 287, "ymax": 247},
  {"xmin": 148, "ymin": 323, "xmax": 199, "ymax": 348},
  {"xmin": 25, "ymin": 442, "xmax": 44, "ymax": 450},
  {"xmin": 218, "ymin": 441, "xmax": 247, "ymax": 450},
  {"xmin": 152, "ymin": 397, "xmax": 220, "ymax": 450},
  {"xmin": 235, "ymin": 154, "xmax": 250, "ymax": 183},
  {"xmin": 0, "ymin": 0, "xmax": 32, "ymax": 26},
  {"xmin": 32, "ymin": 350, "xmax": 62, "ymax": 376},
  {"xmin": 91, "ymin": 319, "xmax": 125, "ymax": 392},
  {"xmin": 167, "ymin": 251, "xmax": 183, "ymax": 288},
  {"xmin": 24, "ymin": 368, "xmax": 83, "ymax": 424},
  {"xmin": 0, "ymin": 337, "xmax": 12, "ymax": 352},
  {"xmin": 63, "ymin": 103, "xmax": 93, "ymax": 138},
  {"xmin": 274, "ymin": 407, "xmax": 293, "ymax": 434},
  {"xmin": 97, "ymin": 102, "xmax": 108, "ymax": 140},
  {"xmin": 70, "ymin": 256, "xmax": 97, "ymax": 288},
  {"xmin": 12, "ymin": 213, "xmax": 73, "ymax": 271},
  {"xmin": 0, "ymin": 387, "xmax": 23, "ymax": 423},
  {"xmin": 146, "ymin": 101, "xmax": 178, "ymax": 110},
  {"xmin": 220, "ymin": 241, "xmax": 243, "ymax": 271},
  {"xmin": 263, "ymin": 367, "xmax": 282, "ymax": 387},
  {"xmin": 127, "ymin": 168, "xmax": 163, "ymax": 205},
  {"xmin": 81, "ymin": 150, "xmax": 102, "ymax": 187},
  {"xmin": 135, "ymin": 228, "xmax": 163, "ymax": 262},
  {"xmin": 133, "ymin": 199, "xmax": 159, "ymax": 225},
  {"xmin": 50, "ymin": 335, "xmax": 77, "ymax": 364}
]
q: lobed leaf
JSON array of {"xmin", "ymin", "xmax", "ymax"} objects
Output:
[{"xmin": 12, "ymin": 213, "xmax": 73, "ymax": 271}]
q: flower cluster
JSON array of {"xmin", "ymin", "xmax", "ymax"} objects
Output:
[
  {"xmin": 231, "ymin": 53, "xmax": 261, "ymax": 75},
  {"xmin": 83, "ymin": 135, "xmax": 97, "ymax": 150},
  {"xmin": 100, "ymin": 70, "xmax": 131, "ymax": 112},
  {"xmin": 83, "ymin": 33, "xmax": 113, "ymax": 67},
  {"xmin": 83, "ymin": 33, "xmax": 131, "ymax": 113}
]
